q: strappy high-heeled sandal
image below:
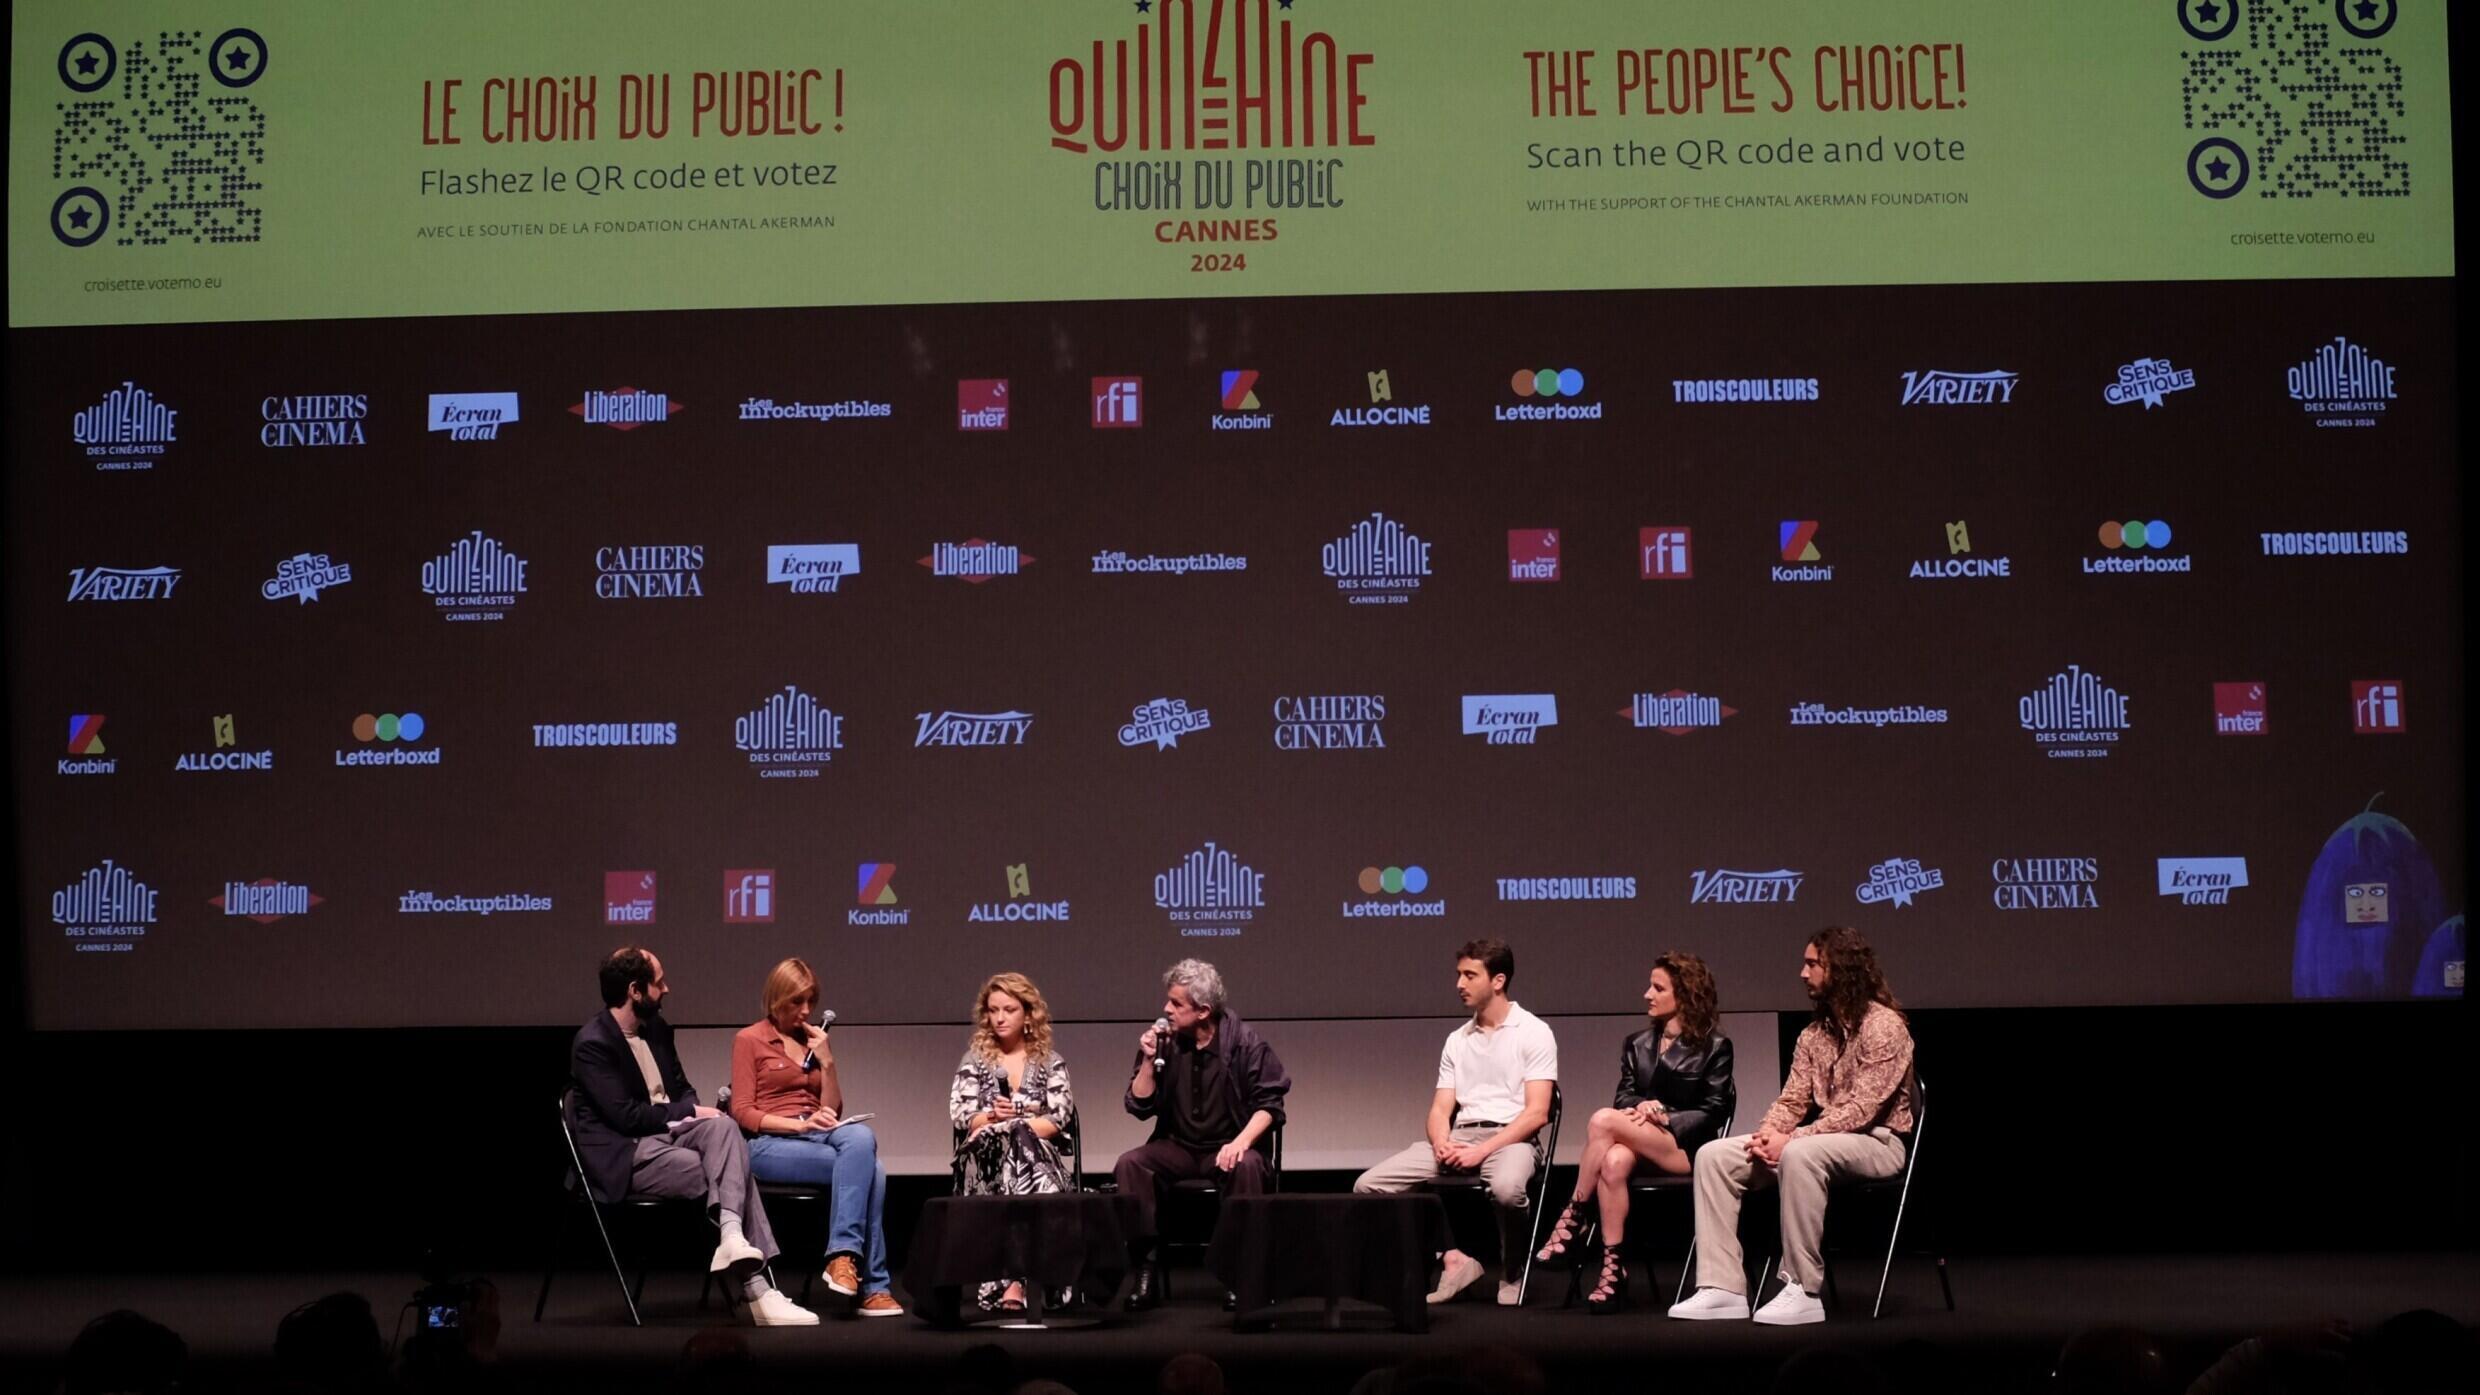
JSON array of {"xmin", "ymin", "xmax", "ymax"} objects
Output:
[
  {"xmin": 1536, "ymin": 1197, "xmax": 1591, "ymax": 1262},
  {"xmin": 1585, "ymin": 1249, "xmax": 1630, "ymax": 1314}
]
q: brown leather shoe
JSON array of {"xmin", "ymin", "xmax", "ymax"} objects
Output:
[
  {"xmin": 857, "ymin": 1291, "xmax": 904, "ymax": 1318},
  {"xmin": 823, "ymin": 1254, "xmax": 861, "ymax": 1296}
]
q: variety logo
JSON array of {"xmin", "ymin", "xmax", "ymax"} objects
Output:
[
  {"xmin": 1274, "ymin": 695, "xmax": 1387, "ymax": 750},
  {"xmin": 604, "ymin": 871, "xmax": 658, "ymax": 925},
  {"xmin": 2021, "ymin": 665, "xmax": 2130, "ymax": 758},
  {"xmin": 173, "ymin": 714, "xmax": 271, "ymax": 773},
  {"xmin": 1120, "ymin": 698, "xmax": 1212, "ymax": 750},
  {"xmin": 2085, "ymin": 519, "xmax": 2190, "ymax": 574},
  {"xmin": 73, "ymin": 382, "xmax": 176, "ymax": 471},
  {"xmin": 916, "ymin": 709, "xmax": 1033, "ymax": 747},
  {"xmin": 1213, "ymin": 370, "xmax": 1271, "ymax": 430},
  {"xmin": 1497, "ymin": 875, "xmax": 1637, "ymax": 902},
  {"xmin": 737, "ymin": 685, "xmax": 844, "ymax": 777},
  {"xmin": 211, "ymin": 878, "xmax": 323, "ymax": 923},
  {"xmin": 1622, "ymin": 690, "xmax": 1735, "ymax": 733},
  {"xmin": 1091, "ymin": 548, "xmax": 1249, "ymax": 575},
  {"xmin": 572, "ymin": 387, "xmax": 683, "ymax": 430},
  {"xmin": 1462, "ymin": 694, "xmax": 1557, "ymax": 744},
  {"xmin": 920, "ymin": 538, "xmax": 1034, "ymax": 582},
  {"xmin": 1154, "ymin": 841, "xmax": 1265, "ymax": 938},
  {"xmin": 957, "ymin": 379, "xmax": 1010, "ymax": 431},
  {"xmin": 723, "ymin": 869, "xmax": 776, "ymax": 924},
  {"xmin": 1322, "ymin": 511, "xmax": 1431, "ymax": 603},
  {"xmin": 398, "ymin": 890, "xmax": 554, "ymax": 915},
  {"xmin": 1092, "ymin": 375, "xmax": 1143, "ymax": 428},
  {"xmin": 67, "ymin": 566, "xmax": 180, "ymax": 602},
  {"xmin": 1672, "ymin": 376, "xmax": 1819, "ymax": 404},
  {"xmin": 2260, "ymin": 530, "xmax": 2409, "ymax": 557},
  {"xmin": 2352, "ymin": 680, "xmax": 2405, "ymax": 734},
  {"xmin": 1690, "ymin": 869, "xmax": 1804, "ymax": 905},
  {"xmin": 2288, "ymin": 336, "xmax": 2395, "ymax": 427},
  {"xmin": 1790, "ymin": 702, "xmax": 1949, "ymax": 728},
  {"xmin": 421, "ymin": 531, "xmax": 528, "ymax": 621},
  {"xmin": 853, "ymin": 862, "xmax": 910, "ymax": 926},
  {"xmin": 1498, "ymin": 367, "xmax": 1603, "ymax": 421},
  {"xmin": 62, "ymin": 715, "xmax": 114, "ymax": 776},
  {"xmin": 1640, "ymin": 527, "xmax": 1693, "ymax": 580},
  {"xmin": 263, "ymin": 553, "xmax": 352, "ymax": 604},
  {"xmin": 594, "ymin": 545, "xmax": 705, "ymax": 599},
  {"xmin": 2103, "ymin": 358, "xmax": 2195, "ymax": 409},
  {"xmin": 428, "ymin": 392, "xmax": 518, "ymax": 440},
  {"xmin": 1333, "ymin": 369, "xmax": 1432, "ymax": 427},
  {"xmin": 54, "ymin": 860, "xmax": 158, "ymax": 947},
  {"xmin": 1910, "ymin": 521, "xmax": 2010, "ymax": 579},
  {"xmin": 769, "ymin": 543, "xmax": 860, "ymax": 593},
  {"xmin": 532, "ymin": 722, "xmax": 678, "ymax": 749},
  {"xmin": 1346, "ymin": 864, "xmax": 1446, "ymax": 918},
  {"xmin": 1507, "ymin": 529, "xmax": 1560, "ymax": 582},
  {"xmin": 969, "ymin": 864, "xmax": 1072, "ymax": 923},
  {"xmin": 740, "ymin": 396, "xmax": 892, "ymax": 422},
  {"xmin": 2213, "ymin": 683, "xmax": 2270, "ymax": 736},
  {"xmin": 1773, "ymin": 521, "xmax": 1831, "ymax": 583},
  {"xmin": 1899, "ymin": 369, "xmax": 2018, "ymax": 405},
  {"xmin": 1991, "ymin": 857, "xmax": 2100, "ymax": 910},
  {"xmin": 338, "ymin": 711, "xmax": 441, "ymax": 767},
  {"xmin": 260, "ymin": 394, "xmax": 368, "ymax": 447},
  {"xmin": 1855, "ymin": 857, "xmax": 1945, "ymax": 908},
  {"xmin": 2157, "ymin": 857, "xmax": 2248, "ymax": 906}
]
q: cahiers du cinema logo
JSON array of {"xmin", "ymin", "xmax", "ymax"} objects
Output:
[
  {"xmin": 49, "ymin": 29, "xmax": 269, "ymax": 249},
  {"xmin": 261, "ymin": 395, "xmax": 367, "ymax": 447}
]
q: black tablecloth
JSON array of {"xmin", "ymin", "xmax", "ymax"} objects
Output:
[
  {"xmin": 901, "ymin": 1193, "xmax": 1142, "ymax": 1327},
  {"xmin": 1206, "ymin": 1194, "xmax": 1451, "ymax": 1332}
]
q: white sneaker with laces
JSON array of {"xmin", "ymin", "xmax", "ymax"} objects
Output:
[
  {"xmin": 1667, "ymin": 1287, "xmax": 1752, "ymax": 1320},
  {"xmin": 1495, "ymin": 1280, "xmax": 1522, "ymax": 1307},
  {"xmin": 745, "ymin": 1288, "xmax": 820, "ymax": 1326},
  {"xmin": 1426, "ymin": 1253, "xmax": 1485, "ymax": 1305},
  {"xmin": 1752, "ymin": 1283, "xmax": 1826, "ymax": 1326},
  {"xmin": 709, "ymin": 1235, "xmax": 764, "ymax": 1273}
]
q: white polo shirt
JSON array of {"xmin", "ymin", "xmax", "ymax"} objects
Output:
[{"xmin": 1437, "ymin": 1001, "xmax": 1558, "ymax": 1126}]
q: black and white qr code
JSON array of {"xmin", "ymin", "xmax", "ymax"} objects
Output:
[
  {"xmin": 49, "ymin": 28, "xmax": 269, "ymax": 248},
  {"xmin": 2177, "ymin": 0, "xmax": 2407, "ymax": 199}
]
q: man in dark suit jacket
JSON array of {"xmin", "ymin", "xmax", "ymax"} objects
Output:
[{"xmin": 569, "ymin": 947, "xmax": 817, "ymax": 1325}]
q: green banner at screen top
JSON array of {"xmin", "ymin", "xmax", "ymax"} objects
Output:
[{"xmin": 7, "ymin": 0, "xmax": 2456, "ymax": 326}]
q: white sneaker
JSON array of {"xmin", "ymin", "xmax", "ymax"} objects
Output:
[
  {"xmin": 1426, "ymin": 1253, "xmax": 1485, "ymax": 1305},
  {"xmin": 709, "ymin": 1235, "xmax": 764, "ymax": 1273},
  {"xmin": 1667, "ymin": 1287, "xmax": 1752, "ymax": 1321},
  {"xmin": 745, "ymin": 1288, "xmax": 820, "ymax": 1326},
  {"xmin": 1752, "ymin": 1284, "xmax": 1826, "ymax": 1326},
  {"xmin": 1496, "ymin": 1281, "xmax": 1523, "ymax": 1307}
]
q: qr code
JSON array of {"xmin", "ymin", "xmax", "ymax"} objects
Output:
[
  {"xmin": 2178, "ymin": 0, "xmax": 2407, "ymax": 199},
  {"xmin": 50, "ymin": 29, "xmax": 268, "ymax": 247}
]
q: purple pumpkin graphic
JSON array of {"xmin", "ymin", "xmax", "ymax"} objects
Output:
[{"xmin": 2293, "ymin": 796, "xmax": 2462, "ymax": 999}]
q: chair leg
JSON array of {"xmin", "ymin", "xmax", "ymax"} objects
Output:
[
  {"xmin": 583, "ymin": 1200, "xmax": 643, "ymax": 1328},
  {"xmin": 1673, "ymin": 1236, "xmax": 1697, "ymax": 1307},
  {"xmin": 1937, "ymin": 1255, "xmax": 1955, "ymax": 1312},
  {"xmin": 534, "ymin": 1204, "xmax": 565, "ymax": 1322},
  {"xmin": 1823, "ymin": 1258, "xmax": 1840, "ymax": 1309}
]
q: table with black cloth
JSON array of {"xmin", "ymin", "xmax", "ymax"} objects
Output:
[
  {"xmin": 902, "ymin": 1193, "xmax": 1143, "ymax": 1327},
  {"xmin": 1206, "ymin": 1193, "xmax": 1452, "ymax": 1332}
]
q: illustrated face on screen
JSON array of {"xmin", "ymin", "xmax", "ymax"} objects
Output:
[{"xmin": 2345, "ymin": 882, "xmax": 2391, "ymax": 924}]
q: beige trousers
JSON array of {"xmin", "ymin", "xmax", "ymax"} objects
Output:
[
  {"xmin": 1692, "ymin": 1129, "xmax": 1906, "ymax": 1295},
  {"xmin": 1354, "ymin": 1122, "xmax": 1541, "ymax": 1276}
]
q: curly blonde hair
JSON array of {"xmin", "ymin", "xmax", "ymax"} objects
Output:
[{"xmin": 970, "ymin": 972, "xmax": 1054, "ymax": 1062}]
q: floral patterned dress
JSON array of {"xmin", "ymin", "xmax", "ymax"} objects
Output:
[{"xmin": 949, "ymin": 1047, "xmax": 1076, "ymax": 1196}]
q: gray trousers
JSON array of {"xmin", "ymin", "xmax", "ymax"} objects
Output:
[
  {"xmin": 1354, "ymin": 1122, "xmax": 1541, "ymax": 1275},
  {"xmin": 630, "ymin": 1115, "xmax": 780, "ymax": 1260},
  {"xmin": 1693, "ymin": 1129, "xmax": 1905, "ymax": 1296}
]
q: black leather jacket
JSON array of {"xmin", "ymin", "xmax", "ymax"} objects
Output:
[{"xmin": 1613, "ymin": 1029, "xmax": 1736, "ymax": 1156}]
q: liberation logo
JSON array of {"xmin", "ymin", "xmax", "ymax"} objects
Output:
[
  {"xmin": 1855, "ymin": 857, "xmax": 1945, "ymax": 908},
  {"xmin": 1121, "ymin": 698, "xmax": 1212, "ymax": 750},
  {"xmin": 723, "ymin": 869, "xmax": 776, "ymax": 924},
  {"xmin": 1690, "ymin": 869, "xmax": 1804, "ymax": 905},
  {"xmin": 261, "ymin": 395, "xmax": 367, "ymax": 447},
  {"xmin": 1092, "ymin": 549, "xmax": 1249, "ymax": 576},
  {"xmin": 211, "ymin": 878, "xmax": 322, "ymax": 923},
  {"xmin": 2157, "ymin": 857, "xmax": 2248, "ymax": 906},
  {"xmin": 337, "ymin": 711, "xmax": 440, "ymax": 767},
  {"xmin": 263, "ymin": 553, "xmax": 352, "ymax": 603},
  {"xmin": 67, "ymin": 566, "xmax": 180, "ymax": 602},
  {"xmin": 428, "ymin": 393, "xmax": 518, "ymax": 440},
  {"xmin": 604, "ymin": 871, "xmax": 658, "ymax": 925},
  {"xmin": 1274, "ymin": 695, "xmax": 1387, "ymax": 749},
  {"xmin": 738, "ymin": 686, "xmax": 844, "ymax": 778},
  {"xmin": 2288, "ymin": 337, "xmax": 2395, "ymax": 427},
  {"xmin": 1154, "ymin": 842, "xmax": 1266, "ymax": 939},
  {"xmin": 173, "ymin": 714, "xmax": 271, "ymax": 773},
  {"xmin": 73, "ymin": 383, "xmax": 176, "ymax": 470},
  {"xmin": 1334, "ymin": 370, "xmax": 1432, "ymax": 428},
  {"xmin": 1213, "ymin": 371, "xmax": 1271, "ymax": 430},
  {"xmin": 916, "ymin": 710, "xmax": 1033, "ymax": 747},
  {"xmin": 1623, "ymin": 690, "xmax": 1735, "ymax": 733},
  {"xmin": 740, "ymin": 396, "xmax": 892, "ymax": 422},
  {"xmin": 2021, "ymin": 665, "xmax": 2130, "ymax": 758},
  {"xmin": 421, "ymin": 532, "xmax": 527, "ymax": 621},
  {"xmin": 853, "ymin": 863, "xmax": 909, "ymax": 927},
  {"xmin": 62, "ymin": 715, "xmax": 114, "ymax": 776},
  {"xmin": 49, "ymin": 28, "xmax": 269, "ymax": 250},
  {"xmin": 53, "ymin": 860, "xmax": 159, "ymax": 947},
  {"xmin": 2261, "ymin": 530, "xmax": 2408, "ymax": 557},
  {"xmin": 769, "ymin": 544, "xmax": 860, "ymax": 593},
  {"xmin": 1498, "ymin": 367, "xmax": 1603, "ymax": 422},
  {"xmin": 957, "ymin": 379, "xmax": 1010, "ymax": 431},
  {"xmin": 572, "ymin": 388, "xmax": 684, "ymax": 430},
  {"xmin": 2352, "ymin": 680, "xmax": 2405, "ymax": 734},
  {"xmin": 1323, "ymin": 512, "xmax": 1431, "ymax": 603},
  {"xmin": 1497, "ymin": 876, "xmax": 1637, "ymax": 902},
  {"xmin": 1790, "ymin": 702, "xmax": 1949, "ymax": 728},
  {"xmin": 1463, "ymin": 694, "xmax": 1557, "ymax": 745},
  {"xmin": 1910, "ymin": 521, "xmax": 2010, "ymax": 579},
  {"xmin": 532, "ymin": 722, "xmax": 678, "ymax": 749},
  {"xmin": 1773, "ymin": 521, "xmax": 1831, "ymax": 583},
  {"xmin": 920, "ymin": 538, "xmax": 1034, "ymax": 582},
  {"xmin": 1346, "ymin": 864, "xmax": 1446, "ymax": 919},
  {"xmin": 2103, "ymin": 358, "xmax": 2195, "ymax": 409},
  {"xmin": 398, "ymin": 890, "xmax": 553, "ymax": 915},
  {"xmin": 1092, "ymin": 376, "xmax": 1143, "ymax": 428},
  {"xmin": 2085, "ymin": 520, "xmax": 2190, "ymax": 574},
  {"xmin": 1991, "ymin": 857, "xmax": 2100, "ymax": 909},
  {"xmin": 1672, "ymin": 377, "xmax": 1819, "ymax": 404},
  {"xmin": 2213, "ymin": 682, "xmax": 2270, "ymax": 736},
  {"xmin": 1641, "ymin": 527, "xmax": 1692, "ymax": 580},
  {"xmin": 594, "ymin": 546, "xmax": 704, "ymax": 599},
  {"xmin": 969, "ymin": 864, "xmax": 1072, "ymax": 924},
  {"xmin": 1899, "ymin": 369, "xmax": 2018, "ymax": 405},
  {"xmin": 1507, "ymin": 529, "xmax": 1560, "ymax": 582}
]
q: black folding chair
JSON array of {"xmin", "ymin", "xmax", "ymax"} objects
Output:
[
  {"xmin": 698, "ymin": 1084, "xmax": 823, "ymax": 1307},
  {"xmin": 1156, "ymin": 1124, "xmax": 1281, "ymax": 1297},
  {"xmin": 535, "ymin": 1091, "xmax": 732, "ymax": 1327},
  {"xmin": 1562, "ymin": 1106, "xmax": 1734, "ymax": 1307},
  {"xmin": 1753, "ymin": 1072, "xmax": 1951, "ymax": 1318},
  {"xmin": 1421, "ymin": 1083, "xmax": 1563, "ymax": 1304}
]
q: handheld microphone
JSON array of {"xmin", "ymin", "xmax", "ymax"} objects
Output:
[
  {"xmin": 803, "ymin": 1009, "xmax": 838, "ymax": 1070},
  {"xmin": 1151, "ymin": 1016, "xmax": 1172, "ymax": 1071}
]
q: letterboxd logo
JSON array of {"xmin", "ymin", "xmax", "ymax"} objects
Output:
[
  {"xmin": 723, "ymin": 869, "xmax": 776, "ymax": 924},
  {"xmin": 1855, "ymin": 857, "xmax": 1944, "ymax": 908},
  {"xmin": 2213, "ymin": 682, "xmax": 2269, "ymax": 736},
  {"xmin": 2085, "ymin": 519, "xmax": 2191, "ymax": 574},
  {"xmin": 421, "ymin": 531, "xmax": 528, "ymax": 621},
  {"xmin": 1213, "ymin": 371, "xmax": 1271, "ymax": 430},
  {"xmin": 63, "ymin": 715, "xmax": 115, "ymax": 775},
  {"xmin": 1622, "ymin": 690, "xmax": 1735, "ymax": 734},
  {"xmin": 338, "ymin": 711, "xmax": 441, "ymax": 768},
  {"xmin": 1640, "ymin": 527, "xmax": 1692, "ymax": 580},
  {"xmin": 73, "ymin": 382, "xmax": 176, "ymax": 470},
  {"xmin": 2021, "ymin": 665, "xmax": 2130, "ymax": 758},
  {"xmin": 54, "ymin": 859, "xmax": 159, "ymax": 948},
  {"xmin": 1690, "ymin": 869, "xmax": 1804, "ymax": 905},
  {"xmin": 211, "ymin": 878, "xmax": 322, "ymax": 923},
  {"xmin": 853, "ymin": 862, "xmax": 910, "ymax": 927},
  {"xmin": 1154, "ymin": 841, "xmax": 1265, "ymax": 938},
  {"xmin": 261, "ymin": 394, "xmax": 368, "ymax": 447},
  {"xmin": 2157, "ymin": 857, "xmax": 2248, "ymax": 906},
  {"xmin": 263, "ymin": 552, "xmax": 352, "ymax": 604},
  {"xmin": 2288, "ymin": 336, "xmax": 2395, "ymax": 428},
  {"xmin": 1463, "ymin": 694, "xmax": 1557, "ymax": 745},
  {"xmin": 1991, "ymin": 857, "xmax": 2100, "ymax": 910},
  {"xmin": 2352, "ymin": 680, "xmax": 2405, "ymax": 734},
  {"xmin": 769, "ymin": 544, "xmax": 859, "ymax": 594},
  {"xmin": 1773, "ymin": 522, "xmax": 1831, "ymax": 583},
  {"xmin": 1899, "ymin": 369, "xmax": 2018, "ymax": 405},
  {"xmin": 67, "ymin": 566, "xmax": 180, "ymax": 602},
  {"xmin": 572, "ymin": 388, "xmax": 684, "ymax": 431},
  {"xmin": 428, "ymin": 392, "xmax": 518, "ymax": 440},
  {"xmin": 957, "ymin": 379, "xmax": 1010, "ymax": 431},
  {"xmin": 1120, "ymin": 698, "xmax": 1212, "ymax": 750},
  {"xmin": 1507, "ymin": 529, "xmax": 1560, "ymax": 582},
  {"xmin": 1323, "ymin": 512, "xmax": 1431, "ymax": 604},
  {"xmin": 968, "ymin": 865, "xmax": 1072, "ymax": 924},
  {"xmin": 920, "ymin": 538, "xmax": 1034, "ymax": 583},
  {"xmin": 604, "ymin": 871, "xmax": 657, "ymax": 925},
  {"xmin": 737, "ymin": 685, "xmax": 844, "ymax": 778},
  {"xmin": 916, "ymin": 710, "xmax": 1033, "ymax": 747},
  {"xmin": 1092, "ymin": 376, "xmax": 1143, "ymax": 428},
  {"xmin": 1498, "ymin": 368, "xmax": 1603, "ymax": 422},
  {"xmin": 1346, "ymin": 864, "xmax": 1446, "ymax": 919}
]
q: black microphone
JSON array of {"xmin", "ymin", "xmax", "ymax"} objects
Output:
[
  {"xmin": 803, "ymin": 1009, "xmax": 838, "ymax": 1070},
  {"xmin": 1151, "ymin": 1016, "xmax": 1172, "ymax": 1071}
]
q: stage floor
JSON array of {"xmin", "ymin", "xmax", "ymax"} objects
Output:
[{"xmin": 5, "ymin": 1251, "xmax": 2473, "ymax": 1394}]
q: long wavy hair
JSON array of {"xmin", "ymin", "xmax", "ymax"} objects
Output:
[
  {"xmin": 1650, "ymin": 951, "xmax": 1720, "ymax": 1047},
  {"xmin": 970, "ymin": 971, "xmax": 1054, "ymax": 1063},
  {"xmin": 1809, "ymin": 926, "xmax": 1902, "ymax": 1040}
]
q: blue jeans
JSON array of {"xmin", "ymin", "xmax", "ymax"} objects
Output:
[{"xmin": 747, "ymin": 1124, "xmax": 892, "ymax": 1294}]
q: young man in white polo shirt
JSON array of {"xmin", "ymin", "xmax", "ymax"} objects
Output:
[{"xmin": 1353, "ymin": 938, "xmax": 1559, "ymax": 1306}]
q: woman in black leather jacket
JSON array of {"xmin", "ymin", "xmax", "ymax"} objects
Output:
[{"xmin": 1536, "ymin": 951, "xmax": 1735, "ymax": 1311}]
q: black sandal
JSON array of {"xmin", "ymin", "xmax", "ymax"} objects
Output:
[
  {"xmin": 1586, "ymin": 1249, "xmax": 1629, "ymax": 1314},
  {"xmin": 1536, "ymin": 1198, "xmax": 1591, "ymax": 1262}
]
